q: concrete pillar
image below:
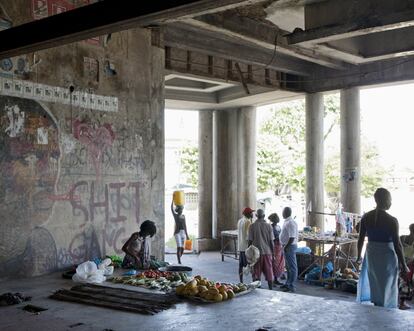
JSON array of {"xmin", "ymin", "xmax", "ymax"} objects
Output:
[
  {"xmin": 341, "ymin": 87, "xmax": 361, "ymax": 257},
  {"xmin": 198, "ymin": 110, "xmax": 213, "ymax": 239},
  {"xmin": 305, "ymin": 93, "xmax": 324, "ymax": 232},
  {"xmin": 237, "ymin": 106, "xmax": 257, "ymax": 213},
  {"xmin": 214, "ymin": 107, "xmax": 257, "ymax": 236},
  {"xmin": 215, "ymin": 109, "xmax": 239, "ymax": 235},
  {"xmin": 340, "ymin": 87, "xmax": 361, "ymax": 214}
]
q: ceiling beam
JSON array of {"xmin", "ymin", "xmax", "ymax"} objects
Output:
[
  {"xmin": 303, "ymin": 56, "xmax": 414, "ymax": 93},
  {"xmin": 309, "ymin": 44, "xmax": 365, "ymax": 64},
  {"xmin": 165, "ymin": 45, "xmax": 286, "ymax": 89},
  {"xmin": 0, "ymin": 0, "xmax": 267, "ymax": 59},
  {"xmin": 165, "ymin": 23, "xmax": 320, "ymax": 76},
  {"xmin": 287, "ymin": 9, "xmax": 414, "ymax": 46},
  {"xmin": 185, "ymin": 14, "xmax": 349, "ymax": 69}
]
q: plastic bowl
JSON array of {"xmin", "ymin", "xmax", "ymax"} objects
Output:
[{"xmin": 158, "ymin": 266, "xmax": 192, "ymax": 276}]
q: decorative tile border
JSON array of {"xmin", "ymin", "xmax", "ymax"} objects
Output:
[{"xmin": 0, "ymin": 77, "xmax": 118, "ymax": 112}]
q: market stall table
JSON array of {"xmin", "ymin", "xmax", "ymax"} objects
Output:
[
  {"xmin": 298, "ymin": 233, "xmax": 358, "ymax": 282},
  {"xmin": 220, "ymin": 230, "xmax": 238, "ymax": 261}
]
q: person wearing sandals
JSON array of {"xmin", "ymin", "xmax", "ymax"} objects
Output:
[
  {"xmin": 269, "ymin": 213, "xmax": 285, "ymax": 286},
  {"xmin": 357, "ymin": 188, "xmax": 409, "ymax": 308}
]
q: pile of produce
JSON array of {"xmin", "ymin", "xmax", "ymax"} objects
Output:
[
  {"xmin": 339, "ymin": 268, "xmax": 359, "ymax": 280},
  {"xmin": 106, "ymin": 255, "xmax": 123, "ymax": 268},
  {"xmin": 176, "ymin": 275, "xmax": 248, "ymax": 302},
  {"xmin": 149, "ymin": 259, "xmax": 169, "ymax": 269},
  {"xmin": 109, "ymin": 271, "xmax": 189, "ymax": 292}
]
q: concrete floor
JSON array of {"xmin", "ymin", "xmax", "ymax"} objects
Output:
[{"xmin": 0, "ymin": 252, "xmax": 413, "ymax": 331}]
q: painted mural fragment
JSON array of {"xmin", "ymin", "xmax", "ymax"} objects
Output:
[
  {"xmin": 4, "ymin": 104, "xmax": 25, "ymax": 137},
  {"xmin": 0, "ymin": 96, "xmax": 60, "ymax": 276}
]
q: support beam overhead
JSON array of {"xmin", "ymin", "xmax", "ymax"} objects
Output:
[
  {"xmin": 0, "ymin": 0, "xmax": 267, "ymax": 59},
  {"xmin": 165, "ymin": 24, "xmax": 318, "ymax": 76},
  {"xmin": 185, "ymin": 14, "xmax": 348, "ymax": 69},
  {"xmin": 287, "ymin": 9, "xmax": 414, "ymax": 46},
  {"xmin": 303, "ymin": 56, "xmax": 414, "ymax": 93}
]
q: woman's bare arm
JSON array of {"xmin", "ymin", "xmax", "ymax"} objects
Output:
[{"xmin": 357, "ymin": 218, "xmax": 367, "ymax": 261}]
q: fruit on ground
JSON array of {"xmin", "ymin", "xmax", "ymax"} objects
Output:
[
  {"xmin": 176, "ymin": 284, "xmax": 186, "ymax": 295},
  {"xmin": 213, "ymin": 293, "xmax": 223, "ymax": 302},
  {"xmin": 227, "ymin": 290, "xmax": 235, "ymax": 299}
]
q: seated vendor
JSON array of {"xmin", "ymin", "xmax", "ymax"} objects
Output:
[
  {"xmin": 399, "ymin": 223, "xmax": 414, "ymax": 310},
  {"xmin": 122, "ymin": 220, "xmax": 156, "ymax": 270}
]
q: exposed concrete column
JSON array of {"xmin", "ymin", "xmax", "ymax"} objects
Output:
[
  {"xmin": 305, "ymin": 93, "xmax": 324, "ymax": 232},
  {"xmin": 237, "ymin": 106, "xmax": 257, "ymax": 213},
  {"xmin": 198, "ymin": 110, "xmax": 213, "ymax": 239},
  {"xmin": 214, "ymin": 109, "xmax": 239, "ymax": 235},
  {"xmin": 340, "ymin": 88, "xmax": 361, "ymax": 215}
]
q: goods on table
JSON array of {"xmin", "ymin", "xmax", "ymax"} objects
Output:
[
  {"xmin": 106, "ymin": 255, "xmax": 123, "ymax": 268},
  {"xmin": 340, "ymin": 268, "xmax": 359, "ymax": 280},
  {"xmin": 109, "ymin": 271, "xmax": 189, "ymax": 292},
  {"xmin": 51, "ymin": 284, "xmax": 178, "ymax": 315},
  {"xmin": 149, "ymin": 258, "xmax": 169, "ymax": 269},
  {"xmin": 176, "ymin": 275, "xmax": 251, "ymax": 303}
]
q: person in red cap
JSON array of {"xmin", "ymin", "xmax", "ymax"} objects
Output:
[{"xmin": 237, "ymin": 207, "xmax": 254, "ymax": 282}]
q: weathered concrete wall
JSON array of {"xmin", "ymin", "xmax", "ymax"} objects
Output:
[{"xmin": 0, "ymin": 1, "xmax": 165, "ymax": 278}]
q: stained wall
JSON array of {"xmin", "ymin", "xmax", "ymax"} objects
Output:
[{"xmin": 0, "ymin": 0, "xmax": 165, "ymax": 278}]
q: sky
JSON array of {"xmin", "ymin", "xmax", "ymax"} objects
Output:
[{"xmin": 360, "ymin": 82, "xmax": 414, "ymax": 171}]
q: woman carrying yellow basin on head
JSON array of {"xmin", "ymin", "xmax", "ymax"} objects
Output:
[{"xmin": 171, "ymin": 191, "xmax": 189, "ymax": 264}]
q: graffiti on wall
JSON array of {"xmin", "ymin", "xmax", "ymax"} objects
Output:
[
  {"xmin": 52, "ymin": 180, "xmax": 141, "ymax": 268},
  {"xmin": 61, "ymin": 119, "xmax": 142, "ymax": 177},
  {"xmin": 0, "ymin": 96, "xmax": 60, "ymax": 276},
  {"xmin": 0, "ymin": 91, "xmax": 153, "ymax": 277},
  {"xmin": 72, "ymin": 119, "xmax": 115, "ymax": 180}
]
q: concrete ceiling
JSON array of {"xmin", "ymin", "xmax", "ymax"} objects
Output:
[
  {"xmin": 3, "ymin": 0, "xmax": 412, "ymax": 108},
  {"xmin": 165, "ymin": 73, "xmax": 301, "ymax": 110},
  {"xmin": 165, "ymin": 0, "xmax": 414, "ymax": 109}
]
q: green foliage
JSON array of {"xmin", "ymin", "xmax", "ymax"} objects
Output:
[
  {"xmin": 258, "ymin": 93, "xmax": 387, "ymax": 197},
  {"xmin": 180, "ymin": 145, "xmax": 198, "ymax": 187},
  {"xmin": 324, "ymin": 142, "xmax": 389, "ymax": 198},
  {"xmin": 178, "ymin": 93, "xmax": 387, "ymax": 199},
  {"xmin": 360, "ymin": 140, "xmax": 389, "ymax": 197}
]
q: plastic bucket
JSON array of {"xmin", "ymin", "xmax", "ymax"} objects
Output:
[
  {"xmin": 184, "ymin": 239, "xmax": 193, "ymax": 251},
  {"xmin": 173, "ymin": 190, "xmax": 185, "ymax": 206}
]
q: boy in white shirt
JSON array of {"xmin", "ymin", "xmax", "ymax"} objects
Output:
[{"xmin": 280, "ymin": 207, "xmax": 298, "ymax": 292}]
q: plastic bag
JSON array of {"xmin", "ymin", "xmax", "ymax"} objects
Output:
[
  {"xmin": 245, "ymin": 245, "xmax": 260, "ymax": 265},
  {"xmin": 98, "ymin": 258, "xmax": 114, "ymax": 276},
  {"xmin": 243, "ymin": 245, "xmax": 260, "ymax": 275},
  {"xmin": 72, "ymin": 261, "xmax": 106, "ymax": 284}
]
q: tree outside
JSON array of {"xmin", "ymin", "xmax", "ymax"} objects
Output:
[{"xmin": 179, "ymin": 95, "xmax": 389, "ymax": 209}]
